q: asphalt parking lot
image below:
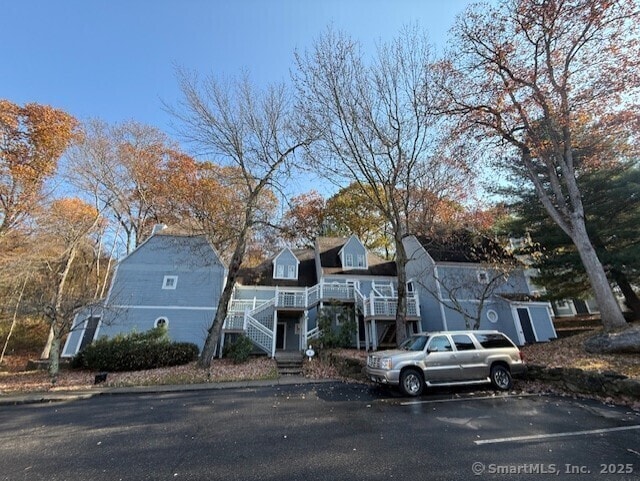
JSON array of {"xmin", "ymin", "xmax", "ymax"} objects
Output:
[{"xmin": 0, "ymin": 382, "xmax": 638, "ymax": 480}]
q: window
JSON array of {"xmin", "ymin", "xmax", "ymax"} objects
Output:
[
  {"xmin": 477, "ymin": 271, "xmax": 489, "ymax": 284},
  {"xmin": 407, "ymin": 281, "xmax": 415, "ymax": 293},
  {"xmin": 275, "ymin": 263, "xmax": 297, "ymax": 279},
  {"xmin": 357, "ymin": 254, "xmax": 365, "ymax": 268},
  {"xmin": 400, "ymin": 335, "xmax": 428, "ymax": 351},
  {"xmin": 154, "ymin": 317, "xmax": 168, "ymax": 328},
  {"xmin": 428, "ymin": 335, "xmax": 452, "ymax": 353},
  {"xmin": 486, "ymin": 309, "xmax": 499, "ymax": 323},
  {"xmin": 162, "ymin": 275, "xmax": 178, "ymax": 290},
  {"xmin": 344, "ymin": 253, "xmax": 354, "ymax": 267},
  {"xmin": 452, "ymin": 334, "xmax": 476, "ymax": 351},
  {"xmin": 474, "ymin": 333, "xmax": 514, "ymax": 349}
]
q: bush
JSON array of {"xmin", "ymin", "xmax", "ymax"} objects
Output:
[
  {"xmin": 317, "ymin": 305, "xmax": 357, "ymax": 349},
  {"xmin": 71, "ymin": 327, "xmax": 199, "ymax": 371},
  {"xmin": 223, "ymin": 335, "xmax": 255, "ymax": 364}
]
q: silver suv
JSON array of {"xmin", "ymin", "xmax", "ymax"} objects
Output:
[{"xmin": 365, "ymin": 330, "xmax": 525, "ymax": 397}]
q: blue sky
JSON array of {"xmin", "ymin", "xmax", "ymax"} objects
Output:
[
  {"xmin": 2, "ymin": 0, "xmax": 473, "ymax": 133},
  {"xmin": 2, "ymin": 1, "xmax": 476, "ymax": 197}
]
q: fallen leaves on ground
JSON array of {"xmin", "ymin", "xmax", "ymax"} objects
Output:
[
  {"xmin": 522, "ymin": 329, "xmax": 639, "ymax": 379},
  {"xmin": 0, "ymin": 357, "xmax": 278, "ymax": 394}
]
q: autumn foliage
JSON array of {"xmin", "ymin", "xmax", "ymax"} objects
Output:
[{"xmin": 0, "ymin": 100, "xmax": 79, "ymax": 235}]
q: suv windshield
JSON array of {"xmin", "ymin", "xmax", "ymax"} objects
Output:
[{"xmin": 399, "ymin": 335, "xmax": 429, "ymax": 351}]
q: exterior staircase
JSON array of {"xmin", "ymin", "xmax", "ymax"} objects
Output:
[
  {"xmin": 275, "ymin": 351, "xmax": 304, "ymax": 376},
  {"xmin": 223, "ymin": 280, "xmax": 421, "ymax": 357}
]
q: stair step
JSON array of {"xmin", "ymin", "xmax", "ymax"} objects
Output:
[{"xmin": 278, "ymin": 367, "xmax": 304, "ymax": 375}]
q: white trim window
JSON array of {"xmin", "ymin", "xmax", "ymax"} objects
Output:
[
  {"xmin": 344, "ymin": 253, "xmax": 354, "ymax": 268},
  {"xmin": 162, "ymin": 275, "xmax": 178, "ymax": 290},
  {"xmin": 477, "ymin": 271, "xmax": 489, "ymax": 284},
  {"xmin": 274, "ymin": 263, "xmax": 297, "ymax": 280},
  {"xmin": 486, "ymin": 309, "xmax": 498, "ymax": 323},
  {"xmin": 154, "ymin": 317, "xmax": 169, "ymax": 328},
  {"xmin": 357, "ymin": 254, "xmax": 365, "ymax": 268}
]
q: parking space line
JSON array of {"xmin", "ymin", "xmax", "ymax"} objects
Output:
[
  {"xmin": 399, "ymin": 393, "xmax": 540, "ymax": 406},
  {"xmin": 474, "ymin": 425, "xmax": 640, "ymax": 445}
]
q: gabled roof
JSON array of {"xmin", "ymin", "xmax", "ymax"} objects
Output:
[
  {"xmin": 415, "ymin": 232, "xmax": 514, "ymax": 264},
  {"xmin": 237, "ymin": 248, "xmax": 317, "ymax": 287},
  {"xmin": 272, "ymin": 246, "xmax": 300, "ymax": 265},
  {"xmin": 316, "ymin": 236, "xmax": 396, "ymax": 277},
  {"xmin": 118, "ymin": 233, "xmax": 225, "ymax": 268}
]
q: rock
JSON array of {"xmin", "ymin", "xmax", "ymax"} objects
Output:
[{"xmin": 583, "ymin": 325, "xmax": 640, "ymax": 354}]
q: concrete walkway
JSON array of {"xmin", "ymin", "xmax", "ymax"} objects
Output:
[{"xmin": 0, "ymin": 376, "xmax": 338, "ymax": 406}]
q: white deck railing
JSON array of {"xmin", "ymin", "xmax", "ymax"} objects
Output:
[{"xmin": 225, "ymin": 280, "xmax": 420, "ymax": 353}]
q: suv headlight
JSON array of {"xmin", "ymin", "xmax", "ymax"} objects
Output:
[{"xmin": 380, "ymin": 358, "xmax": 393, "ymax": 370}]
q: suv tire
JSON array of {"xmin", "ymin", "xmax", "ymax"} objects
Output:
[
  {"xmin": 490, "ymin": 364, "xmax": 512, "ymax": 390},
  {"xmin": 400, "ymin": 368, "xmax": 424, "ymax": 397}
]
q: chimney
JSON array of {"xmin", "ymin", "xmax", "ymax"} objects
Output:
[{"xmin": 151, "ymin": 224, "xmax": 167, "ymax": 235}]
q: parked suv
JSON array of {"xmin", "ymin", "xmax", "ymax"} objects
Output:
[{"xmin": 365, "ymin": 330, "xmax": 525, "ymax": 397}]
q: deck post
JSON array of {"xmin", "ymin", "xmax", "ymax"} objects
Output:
[{"xmin": 271, "ymin": 310, "xmax": 278, "ymax": 358}]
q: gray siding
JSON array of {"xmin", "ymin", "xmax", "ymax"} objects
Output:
[
  {"xmin": 62, "ymin": 234, "xmax": 226, "ymax": 357},
  {"xmin": 108, "ymin": 236, "xmax": 224, "ymax": 308},
  {"xmin": 98, "ymin": 306, "xmax": 215, "ymax": 350},
  {"xmin": 403, "ymin": 236, "xmax": 446, "ymax": 332},
  {"xmin": 340, "ymin": 236, "xmax": 367, "ymax": 268},
  {"xmin": 528, "ymin": 305, "xmax": 557, "ymax": 342},
  {"xmin": 273, "ymin": 248, "xmax": 299, "ymax": 279},
  {"xmin": 436, "ymin": 264, "xmax": 531, "ymax": 300},
  {"xmin": 492, "ymin": 300, "xmax": 522, "ymax": 345}
]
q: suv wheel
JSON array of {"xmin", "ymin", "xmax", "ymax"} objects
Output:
[
  {"xmin": 399, "ymin": 368, "xmax": 424, "ymax": 397},
  {"xmin": 490, "ymin": 364, "xmax": 512, "ymax": 390}
]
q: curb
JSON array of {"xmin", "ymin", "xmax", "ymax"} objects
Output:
[{"xmin": 0, "ymin": 376, "xmax": 338, "ymax": 406}]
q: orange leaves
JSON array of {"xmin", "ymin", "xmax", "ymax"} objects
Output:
[
  {"xmin": 49, "ymin": 198, "xmax": 99, "ymax": 229},
  {"xmin": 42, "ymin": 197, "xmax": 101, "ymax": 246},
  {"xmin": 0, "ymin": 100, "xmax": 79, "ymax": 234}
]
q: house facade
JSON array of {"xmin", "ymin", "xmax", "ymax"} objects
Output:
[
  {"xmin": 403, "ymin": 235, "xmax": 557, "ymax": 345},
  {"xmin": 223, "ymin": 236, "xmax": 422, "ymax": 356},
  {"xmin": 63, "ymin": 230, "xmax": 556, "ymax": 359},
  {"xmin": 62, "ymin": 233, "xmax": 227, "ymax": 357}
]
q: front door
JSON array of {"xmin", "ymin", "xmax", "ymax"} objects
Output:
[
  {"xmin": 517, "ymin": 308, "xmax": 537, "ymax": 343},
  {"xmin": 276, "ymin": 322, "xmax": 286, "ymax": 350}
]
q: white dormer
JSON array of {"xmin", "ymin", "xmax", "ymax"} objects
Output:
[
  {"xmin": 273, "ymin": 247, "xmax": 300, "ymax": 280},
  {"xmin": 339, "ymin": 235, "xmax": 368, "ymax": 270}
]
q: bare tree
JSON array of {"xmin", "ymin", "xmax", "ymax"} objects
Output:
[
  {"xmin": 168, "ymin": 72, "xmax": 310, "ymax": 366},
  {"xmin": 294, "ymin": 27, "xmax": 473, "ymax": 345},
  {"xmin": 416, "ymin": 233, "xmax": 518, "ymax": 330},
  {"xmin": 65, "ymin": 120, "xmax": 180, "ymax": 254},
  {"xmin": 37, "ymin": 198, "xmax": 103, "ymax": 377},
  {"xmin": 439, "ymin": 0, "xmax": 640, "ymax": 331}
]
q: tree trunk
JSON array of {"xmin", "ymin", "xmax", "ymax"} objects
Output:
[
  {"xmin": 571, "ymin": 224, "xmax": 627, "ymax": 331},
  {"xmin": 47, "ymin": 246, "xmax": 79, "ymax": 377},
  {"xmin": 199, "ymin": 225, "xmax": 250, "ymax": 367},
  {"xmin": 611, "ymin": 269, "xmax": 640, "ymax": 320},
  {"xmin": 394, "ymin": 234, "xmax": 409, "ymax": 346},
  {"xmin": 40, "ymin": 326, "xmax": 55, "ymax": 359},
  {"xmin": 48, "ymin": 326, "xmax": 61, "ymax": 379}
]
